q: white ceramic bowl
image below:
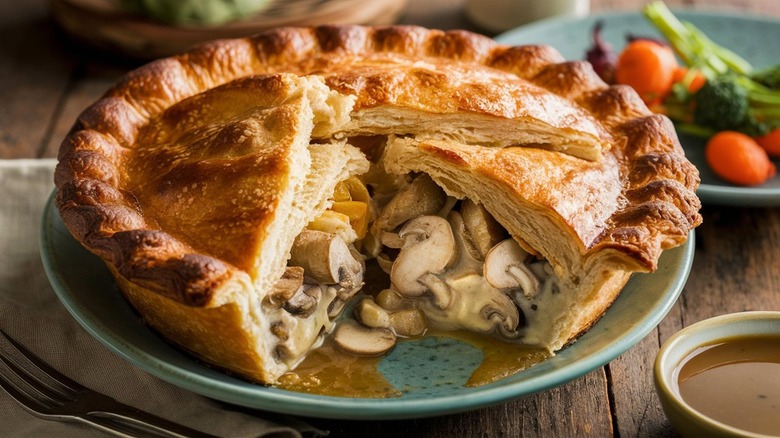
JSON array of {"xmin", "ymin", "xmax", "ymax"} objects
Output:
[{"xmin": 654, "ymin": 311, "xmax": 780, "ymax": 438}]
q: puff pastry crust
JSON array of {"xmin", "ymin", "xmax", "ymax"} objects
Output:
[{"xmin": 55, "ymin": 25, "xmax": 701, "ymax": 384}]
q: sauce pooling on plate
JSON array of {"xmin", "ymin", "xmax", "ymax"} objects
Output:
[
  {"xmin": 277, "ymin": 330, "xmax": 551, "ymax": 397},
  {"xmin": 676, "ymin": 335, "xmax": 780, "ymax": 436}
]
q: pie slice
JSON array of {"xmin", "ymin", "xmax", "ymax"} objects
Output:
[
  {"xmin": 379, "ymin": 133, "xmax": 699, "ymax": 350},
  {"xmin": 57, "ymin": 74, "xmax": 369, "ymax": 382},
  {"xmin": 54, "ymin": 25, "xmax": 701, "ymax": 385}
]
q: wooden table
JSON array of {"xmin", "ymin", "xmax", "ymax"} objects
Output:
[{"xmin": 2, "ymin": 0, "xmax": 779, "ymax": 436}]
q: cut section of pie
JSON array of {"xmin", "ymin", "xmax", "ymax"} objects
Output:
[{"xmin": 55, "ymin": 25, "xmax": 701, "ymax": 385}]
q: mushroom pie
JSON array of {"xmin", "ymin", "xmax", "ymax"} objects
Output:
[{"xmin": 55, "ymin": 25, "xmax": 701, "ymax": 385}]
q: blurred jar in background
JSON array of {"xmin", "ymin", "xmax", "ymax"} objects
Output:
[{"xmin": 466, "ymin": 0, "xmax": 590, "ymax": 33}]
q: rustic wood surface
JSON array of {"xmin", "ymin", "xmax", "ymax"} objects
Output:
[{"xmin": 2, "ymin": 0, "xmax": 779, "ymax": 437}]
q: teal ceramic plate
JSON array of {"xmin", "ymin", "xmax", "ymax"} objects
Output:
[
  {"xmin": 40, "ymin": 193, "xmax": 694, "ymax": 419},
  {"xmin": 497, "ymin": 10, "xmax": 780, "ymax": 206}
]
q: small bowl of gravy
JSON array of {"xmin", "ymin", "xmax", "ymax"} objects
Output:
[{"xmin": 655, "ymin": 311, "xmax": 780, "ymax": 437}]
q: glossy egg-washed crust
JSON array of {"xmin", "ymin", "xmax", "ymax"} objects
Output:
[{"xmin": 55, "ymin": 25, "xmax": 702, "ymax": 310}]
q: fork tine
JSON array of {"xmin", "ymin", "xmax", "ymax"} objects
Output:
[
  {"xmin": 0, "ymin": 351, "xmax": 70, "ymax": 407},
  {"xmin": 0, "ymin": 359, "xmax": 57, "ymax": 413},
  {"xmin": 0, "ymin": 328, "xmax": 216, "ymax": 437},
  {"xmin": 0, "ymin": 328, "xmax": 83, "ymax": 397}
]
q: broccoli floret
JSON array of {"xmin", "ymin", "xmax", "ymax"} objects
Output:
[
  {"xmin": 693, "ymin": 75, "xmax": 750, "ymax": 131},
  {"xmin": 692, "ymin": 74, "xmax": 780, "ymax": 136}
]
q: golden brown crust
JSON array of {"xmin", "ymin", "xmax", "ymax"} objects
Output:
[
  {"xmin": 111, "ymin": 269, "xmax": 272, "ymax": 382},
  {"xmin": 399, "ymin": 116, "xmax": 699, "ymax": 273},
  {"xmin": 126, "ymin": 75, "xmax": 308, "ymax": 273},
  {"xmin": 56, "ymin": 24, "xmax": 700, "ymax": 306},
  {"xmin": 56, "ymin": 74, "xmax": 315, "ymax": 308},
  {"xmin": 54, "ymin": 25, "xmax": 701, "ymax": 383},
  {"xmin": 399, "ymin": 142, "xmax": 698, "ymax": 272}
]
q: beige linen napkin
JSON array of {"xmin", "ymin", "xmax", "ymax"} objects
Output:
[{"xmin": 0, "ymin": 159, "xmax": 324, "ymax": 438}]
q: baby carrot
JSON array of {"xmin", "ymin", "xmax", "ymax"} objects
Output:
[
  {"xmin": 672, "ymin": 67, "xmax": 706, "ymax": 93},
  {"xmin": 706, "ymin": 131, "xmax": 776, "ymax": 186},
  {"xmin": 755, "ymin": 128, "xmax": 780, "ymax": 158},
  {"xmin": 616, "ymin": 40, "xmax": 678, "ymax": 105}
]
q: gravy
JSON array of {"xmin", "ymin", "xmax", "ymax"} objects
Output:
[
  {"xmin": 676, "ymin": 335, "xmax": 780, "ymax": 436},
  {"xmin": 277, "ymin": 330, "xmax": 551, "ymax": 396},
  {"xmin": 277, "ymin": 336, "xmax": 400, "ymax": 398}
]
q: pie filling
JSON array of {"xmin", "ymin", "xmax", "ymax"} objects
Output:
[{"xmin": 265, "ymin": 137, "xmax": 562, "ymax": 364}]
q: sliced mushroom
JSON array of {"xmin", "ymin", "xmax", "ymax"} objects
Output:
[
  {"xmin": 510, "ymin": 264, "xmax": 541, "ymax": 299},
  {"xmin": 372, "ymin": 174, "xmax": 446, "ymax": 234},
  {"xmin": 376, "ymin": 252, "xmax": 395, "ymax": 275},
  {"xmin": 333, "ymin": 321, "xmax": 397, "ymax": 357},
  {"xmin": 324, "ymin": 250, "xmax": 366, "ymax": 318},
  {"xmin": 419, "ymin": 273, "xmax": 525, "ymax": 340},
  {"xmin": 275, "ymin": 345, "xmax": 294, "ymax": 361},
  {"xmin": 355, "ymin": 298, "xmax": 391, "ymax": 328},
  {"xmin": 379, "ymin": 231, "xmax": 405, "ymax": 249},
  {"xmin": 480, "ymin": 294, "xmax": 522, "ymax": 339},
  {"xmin": 326, "ymin": 286, "xmax": 347, "ymax": 318},
  {"xmin": 270, "ymin": 321, "xmax": 288, "ymax": 341},
  {"xmin": 344, "ymin": 247, "xmax": 367, "ymax": 296},
  {"xmin": 390, "ymin": 215, "xmax": 457, "ymax": 298},
  {"xmin": 436, "ymin": 196, "xmax": 458, "ymax": 218},
  {"xmin": 461, "ymin": 200, "xmax": 506, "ymax": 259},
  {"xmin": 417, "ymin": 273, "xmax": 453, "ymax": 310},
  {"xmin": 375, "ymin": 288, "xmax": 407, "ymax": 311},
  {"xmin": 264, "ymin": 266, "xmax": 305, "ymax": 308},
  {"xmin": 483, "ymin": 239, "xmax": 541, "ymax": 299},
  {"xmin": 289, "ymin": 230, "xmax": 363, "ymax": 288},
  {"xmin": 388, "ymin": 308, "xmax": 427, "ymax": 337},
  {"xmin": 447, "ymin": 211, "xmax": 484, "ymax": 275},
  {"xmin": 283, "ymin": 284, "xmax": 321, "ymax": 317}
]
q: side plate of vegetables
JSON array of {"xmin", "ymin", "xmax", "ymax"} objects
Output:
[{"xmin": 496, "ymin": 1, "xmax": 780, "ymax": 206}]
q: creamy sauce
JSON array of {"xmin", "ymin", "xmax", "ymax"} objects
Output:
[
  {"xmin": 677, "ymin": 335, "xmax": 780, "ymax": 436},
  {"xmin": 276, "ymin": 261, "xmax": 552, "ymax": 396},
  {"xmin": 277, "ymin": 329, "xmax": 551, "ymax": 396}
]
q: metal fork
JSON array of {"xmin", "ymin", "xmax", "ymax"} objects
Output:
[{"xmin": 0, "ymin": 328, "xmax": 216, "ymax": 437}]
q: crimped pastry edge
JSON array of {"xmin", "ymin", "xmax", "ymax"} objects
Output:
[{"xmin": 54, "ymin": 24, "xmax": 701, "ymax": 309}]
